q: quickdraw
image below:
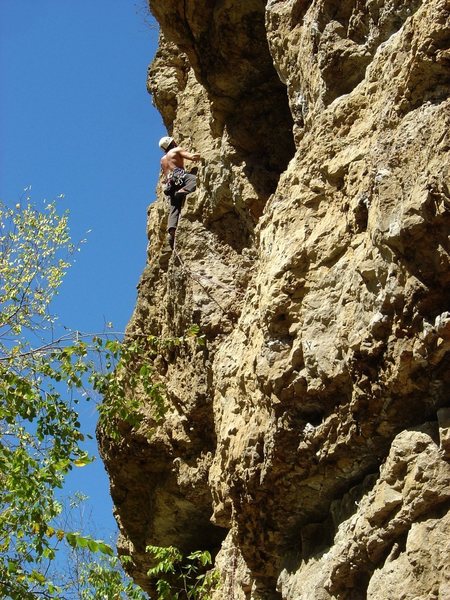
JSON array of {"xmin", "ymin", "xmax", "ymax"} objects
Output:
[{"xmin": 164, "ymin": 167, "xmax": 186, "ymax": 195}]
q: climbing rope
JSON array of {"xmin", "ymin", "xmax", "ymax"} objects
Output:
[
  {"xmin": 172, "ymin": 245, "xmax": 231, "ymax": 315},
  {"xmin": 179, "ymin": 252, "xmax": 241, "ymax": 295},
  {"xmin": 175, "ymin": 234, "xmax": 244, "ymax": 295}
]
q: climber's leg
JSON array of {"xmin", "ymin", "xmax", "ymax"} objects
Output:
[
  {"xmin": 183, "ymin": 172, "xmax": 197, "ymax": 193},
  {"xmin": 164, "ymin": 192, "xmax": 185, "ymax": 252},
  {"xmin": 167, "ymin": 227, "xmax": 175, "ymax": 249},
  {"xmin": 174, "ymin": 173, "xmax": 197, "ymax": 198},
  {"xmin": 167, "ymin": 194, "xmax": 183, "ymax": 231}
]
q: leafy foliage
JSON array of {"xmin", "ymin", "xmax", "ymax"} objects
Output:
[
  {"xmin": 92, "ymin": 325, "xmax": 205, "ymax": 441},
  {"xmin": 0, "ymin": 196, "xmax": 87, "ymax": 597},
  {"xmin": 0, "ymin": 194, "xmax": 73, "ymax": 337},
  {"xmin": 91, "ymin": 337, "xmax": 167, "ymax": 442},
  {"xmin": 78, "ymin": 554, "xmax": 146, "ymax": 600},
  {"xmin": 0, "ymin": 196, "xmax": 150, "ymax": 598},
  {"xmin": 146, "ymin": 545, "xmax": 220, "ymax": 600},
  {"xmin": 0, "ymin": 195, "xmax": 212, "ymax": 599}
]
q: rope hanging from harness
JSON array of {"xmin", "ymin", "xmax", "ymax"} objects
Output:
[{"xmin": 173, "ymin": 247, "xmax": 230, "ymax": 315}]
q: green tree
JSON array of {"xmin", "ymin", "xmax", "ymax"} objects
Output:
[
  {"xmin": 44, "ymin": 493, "xmax": 146, "ymax": 600},
  {"xmin": 0, "ymin": 194, "xmax": 147, "ymax": 599},
  {"xmin": 146, "ymin": 546, "xmax": 219, "ymax": 600}
]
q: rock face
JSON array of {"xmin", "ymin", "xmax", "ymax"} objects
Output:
[{"xmin": 98, "ymin": 1, "xmax": 450, "ymax": 598}]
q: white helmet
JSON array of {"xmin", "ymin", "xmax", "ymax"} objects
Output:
[{"xmin": 158, "ymin": 136, "xmax": 174, "ymax": 150}]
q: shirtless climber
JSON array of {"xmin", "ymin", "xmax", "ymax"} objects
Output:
[{"xmin": 159, "ymin": 136, "xmax": 201, "ymax": 250}]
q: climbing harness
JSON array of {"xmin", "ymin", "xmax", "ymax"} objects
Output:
[
  {"xmin": 171, "ymin": 167, "xmax": 185, "ymax": 187},
  {"xmin": 165, "ymin": 167, "xmax": 186, "ymax": 195}
]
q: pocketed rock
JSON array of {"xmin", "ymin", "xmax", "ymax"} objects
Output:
[{"xmin": 98, "ymin": 0, "xmax": 450, "ymax": 597}]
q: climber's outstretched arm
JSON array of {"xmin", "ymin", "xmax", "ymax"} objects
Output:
[{"xmin": 178, "ymin": 148, "xmax": 201, "ymax": 162}]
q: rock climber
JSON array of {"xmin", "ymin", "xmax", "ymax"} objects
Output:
[{"xmin": 159, "ymin": 136, "xmax": 200, "ymax": 250}]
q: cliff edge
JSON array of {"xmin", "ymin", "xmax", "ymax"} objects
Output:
[{"xmin": 99, "ymin": 1, "xmax": 450, "ymax": 598}]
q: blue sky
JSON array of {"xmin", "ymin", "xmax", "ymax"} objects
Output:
[{"xmin": 1, "ymin": 0, "xmax": 165, "ymax": 540}]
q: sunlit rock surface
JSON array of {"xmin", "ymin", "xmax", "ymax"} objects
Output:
[{"xmin": 99, "ymin": 0, "xmax": 450, "ymax": 597}]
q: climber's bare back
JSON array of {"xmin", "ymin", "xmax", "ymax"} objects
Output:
[{"xmin": 161, "ymin": 146, "xmax": 200, "ymax": 178}]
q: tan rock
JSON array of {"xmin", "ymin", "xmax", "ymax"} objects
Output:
[
  {"xmin": 99, "ymin": 0, "xmax": 450, "ymax": 596},
  {"xmin": 438, "ymin": 407, "xmax": 450, "ymax": 459}
]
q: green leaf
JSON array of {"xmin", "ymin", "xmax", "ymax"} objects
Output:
[
  {"xmin": 98, "ymin": 542, "xmax": 114, "ymax": 556},
  {"xmin": 73, "ymin": 455, "xmax": 93, "ymax": 467},
  {"xmin": 66, "ymin": 532, "xmax": 78, "ymax": 548},
  {"xmin": 87, "ymin": 538, "xmax": 100, "ymax": 552}
]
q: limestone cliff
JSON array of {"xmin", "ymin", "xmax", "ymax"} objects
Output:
[{"xmin": 99, "ymin": 1, "xmax": 450, "ymax": 598}]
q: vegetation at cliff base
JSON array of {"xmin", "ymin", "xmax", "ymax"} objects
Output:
[
  {"xmin": 146, "ymin": 545, "xmax": 219, "ymax": 599},
  {"xmin": 0, "ymin": 195, "xmax": 147, "ymax": 598}
]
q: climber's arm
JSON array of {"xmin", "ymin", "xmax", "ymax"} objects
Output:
[{"xmin": 178, "ymin": 147, "xmax": 201, "ymax": 162}]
